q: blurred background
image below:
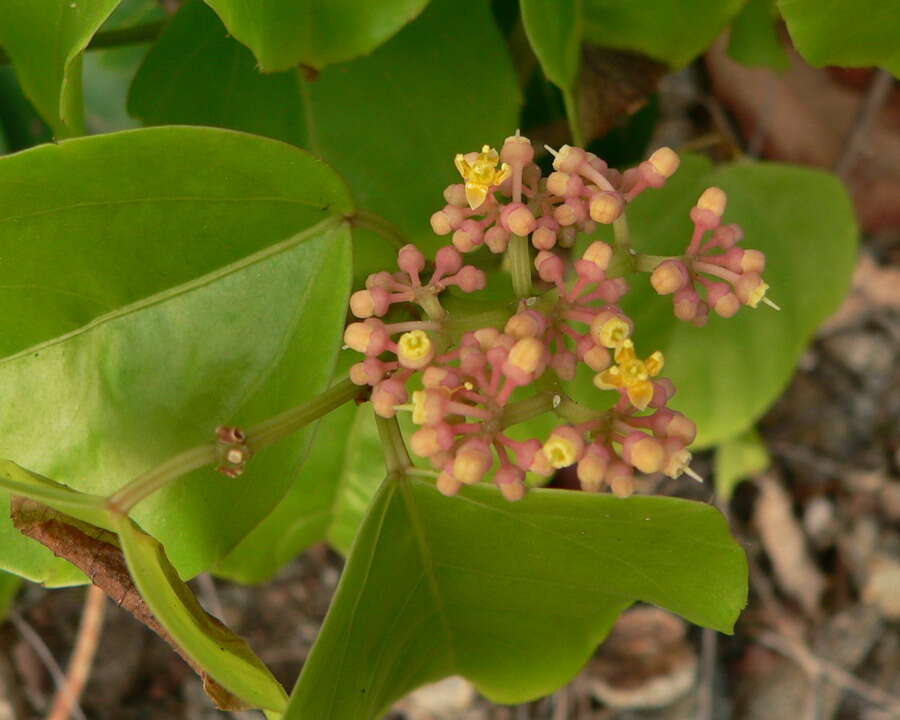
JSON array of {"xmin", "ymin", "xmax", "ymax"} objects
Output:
[{"xmin": 0, "ymin": 0, "xmax": 898, "ymax": 718}]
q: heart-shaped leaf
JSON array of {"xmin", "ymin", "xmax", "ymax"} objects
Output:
[
  {"xmin": 203, "ymin": 0, "xmax": 430, "ymax": 72},
  {"xmin": 0, "ymin": 0, "xmax": 121, "ymax": 136},
  {"xmin": 0, "ymin": 127, "xmax": 354, "ymax": 581},
  {"xmin": 285, "ymin": 475, "xmax": 747, "ymax": 719}
]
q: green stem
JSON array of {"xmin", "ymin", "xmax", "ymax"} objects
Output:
[
  {"xmin": 612, "ymin": 214, "xmax": 631, "ymax": 252},
  {"xmin": 351, "ymin": 210, "xmax": 407, "ymax": 250},
  {"xmin": 0, "ymin": 476, "xmax": 107, "ymax": 512},
  {"xmin": 500, "ymin": 391, "xmax": 555, "ymax": 429},
  {"xmin": 108, "ymin": 378, "xmax": 361, "ymax": 514},
  {"xmin": 555, "ymin": 395, "xmax": 605, "ymax": 425},
  {"xmin": 374, "ymin": 414, "xmax": 412, "ymax": 475},
  {"xmin": 634, "ymin": 253, "xmax": 672, "ymax": 273},
  {"xmin": 563, "ymin": 89, "xmax": 585, "ymax": 147},
  {"xmin": 0, "ymin": 21, "xmax": 167, "ymax": 66},
  {"xmin": 508, "ymin": 234, "xmax": 532, "ymax": 298},
  {"xmin": 445, "ymin": 307, "xmax": 512, "ymax": 335}
]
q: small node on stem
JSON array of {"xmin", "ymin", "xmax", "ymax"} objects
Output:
[{"xmin": 215, "ymin": 425, "xmax": 251, "ymax": 478}]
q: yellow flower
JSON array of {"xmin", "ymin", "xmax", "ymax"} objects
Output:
[
  {"xmin": 454, "ymin": 145, "xmax": 511, "ymax": 209},
  {"xmin": 593, "ymin": 340, "xmax": 664, "ymax": 410},
  {"xmin": 397, "ymin": 330, "xmax": 434, "ymax": 369}
]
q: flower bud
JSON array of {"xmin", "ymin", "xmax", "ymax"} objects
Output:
[
  {"xmin": 546, "ymin": 171, "xmax": 583, "ymax": 197},
  {"xmin": 495, "ymin": 465, "xmax": 526, "ymax": 502},
  {"xmin": 740, "ymin": 249, "xmax": 766, "ymax": 273},
  {"xmin": 577, "ymin": 446, "xmax": 610, "ymax": 492},
  {"xmin": 662, "ymin": 438, "xmax": 692, "ymax": 478},
  {"xmin": 582, "ymin": 241, "xmax": 613, "ymax": 271},
  {"xmin": 582, "ymin": 343, "xmax": 612, "ymax": 371},
  {"xmin": 650, "ymin": 378, "xmax": 676, "ymax": 408},
  {"xmin": 453, "ymin": 440, "xmax": 493, "ymax": 484},
  {"xmin": 484, "ymin": 225, "xmax": 511, "ymax": 253},
  {"xmin": 673, "ymin": 287, "xmax": 700, "ymax": 322},
  {"xmin": 557, "ymin": 226, "xmax": 577, "ymax": 248},
  {"xmin": 550, "ymin": 350, "xmax": 578, "ymax": 380},
  {"xmin": 366, "ymin": 271, "xmax": 395, "ymax": 290},
  {"xmin": 422, "ymin": 366, "xmax": 458, "ymax": 388},
  {"xmin": 504, "ymin": 337, "xmax": 547, "ymax": 384},
  {"xmin": 344, "ymin": 320, "xmax": 388, "ymax": 355},
  {"xmin": 735, "ymin": 273, "xmax": 769, "ymax": 308},
  {"xmin": 531, "ymin": 220, "xmax": 557, "ymax": 250},
  {"xmin": 371, "ymin": 379, "xmax": 407, "ymax": 418},
  {"xmin": 500, "ymin": 202, "xmax": 537, "ymax": 235},
  {"xmin": 501, "ymin": 134, "xmax": 534, "ymax": 166},
  {"xmin": 397, "ymin": 330, "xmax": 434, "ymax": 369},
  {"xmin": 535, "ymin": 250, "xmax": 565, "ymax": 284},
  {"xmin": 542, "ymin": 426, "xmax": 585, "ymax": 469},
  {"xmin": 697, "ymin": 187, "xmax": 727, "ymax": 216},
  {"xmin": 608, "ymin": 462, "xmax": 635, "ymax": 498},
  {"xmin": 454, "ymin": 265, "xmax": 487, "ymax": 292},
  {"xmin": 622, "ymin": 432, "xmax": 665, "ymax": 474},
  {"xmin": 411, "ymin": 389, "xmax": 449, "ymax": 425},
  {"xmin": 692, "ymin": 300, "xmax": 710, "ymax": 327},
  {"xmin": 553, "ymin": 198, "xmax": 586, "ymax": 227},
  {"xmin": 349, "ymin": 289, "xmax": 376, "ymax": 318},
  {"xmin": 434, "ymin": 245, "xmax": 463, "ymax": 275},
  {"xmin": 437, "ymin": 472, "xmax": 462, "ymax": 496},
  {"xmin": 650, "ymin": 260, "xmax": 690, "ymax": 295},
  {"xmin": 430, "ymin": 205, "xmax": 466, "ymax": 235},
  {"xmin": 589, "ymin": 191, "xmax": 624, "ymax": 223},
  {"xmin": 709, "ymin": 283, "xmax": 741, "ymax": 318},
  {"xmin": 443, "ymin": 184, "xmax": 468, "ymax": 207},
  {"xmin": 350, "ymin": 357, "xmax": 387, "ymax": 386},
  {"xmin": 505, "ymin": 310, "xmax": 546, "ymax": 338},
  {"xmin": 653, "ymin": 409, "xmax": 697, "ymax": 445},
  {"xmin": 648, "ymin": 147, "xmax": 679, "ymax": 178},
  {"xmin": 712, "ymin": 223, "xmax": 742, "ymax": 248},
  {"xmin": 552, "ymin": 144, "xmax": 586, "ymax": 173},
  {"xmin": 452, "ymin": 219, "xmax": 484, "ymax": 252},
  {"xmin": 398, "ymin": 244, "xmax": 426, "ymax": 274}
]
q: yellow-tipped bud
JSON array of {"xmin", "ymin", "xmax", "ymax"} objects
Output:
[
  {"xmin": 542, "ymin": 427, "xmax": 584, "ymax": 469},
  {"xmin": 648, "ymin": 147, "xmax": 680, "ymax": 178},
  {"xmin": 589, "ymin": 192, "xmax": 623, "ymax": 224},
  {"xmin": 505, "ymin": 312, "xmax": 540, "ymax": 339},
  {"xmin": 590, "ymin": 312, "xmax": 632, "ymax": 348},
  {"xmin": 577, "ymin": 453, "xmax": 608, "ymax": 492},
  {"xmin": 736, "ymin": 273, "xmax": 769, "ymax": 308},
  {"xmin": 582, "ymin": 241, "xmax": 613, "ymax": 270},
  {"xmin": 453, "ymin": 443, "xmax": 493, "ymax": 484},
  {"xmin": 410, "ymin": 427, "xmax": 442, "ymax": 457},
  {"xmin": 611, "ymin": 474, "xmax": 635, "ymax": 498},
  {"xmin": 437, "ymin": 472, "xmax": 462, "ymax": 496},
  {"xmin": 697, "ymin": 187, "xmax": 727, "ymax": 216},
  {"xmin": 507, "ymin": 337, "xmax": 546, "ymax": 376},
  {"xmin": 628, "ymin": 436, "xmax": 665, "ymax": 474},
  {"xmin": 397, "ymin": 330, "xmax": 434, "ymax": 369}
]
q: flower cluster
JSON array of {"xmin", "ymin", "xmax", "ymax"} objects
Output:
[
  {"xmin": 345, "ymin": 133, "xmax": 773, "ymax": 501},
  {"xmin": 430, "ymin": 134, "xmax": 681, "ymax": 254},
  {"xmin": 649, "ymin": 187, "xmax": 776, "ymax": 325}
]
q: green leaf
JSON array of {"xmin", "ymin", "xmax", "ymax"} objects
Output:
[
  {"xmin": 113, "ymin": 512, "xmax": 288, "ymax": 711},
  {"xmin": 569, "ymin": 154, "xmax": 858, "ymax": 447},
  {"xmin": 0, "ymin": 0, "xmax": 121, "ymax": 136},
  {"xmin": 582, "ymin": 0, "xmax": 745, "ymax": 68},
  {"xmin": 0, "ymin": 570, "xmax": 22, "ymax": 621},
  {"xmin": 0, "ymin": 127, "xmax": 354, "ymax": 581},
  {"xmin": 128, "ymin": 1, "xmax": 306, "ymax": 145},
  {"xmin": 286, "ymin": 477, "xmax": 747, "ymax": 718},
  {"xmin": 301, "ymin": 0, "xmax": 521, "ymax": 253},
  {"xmin": 203, "ymin": 0, "xmax": 431, "ymax": 72},
  {"xmin": 715, "ymin": 429, "xmax": 769, "ymax": 501},
  {"xmin": 0, "ymin": 67, "xmax": 53, "ymax": 152},
  {"xmin": 727, "ymin": 0, "xmax": 790, "ymax": 71},
  {"xmin": 778, "ymin": 0, "xmax": 900, "ymax": 76},
  {"xmin": 520, "ymin": 0, "xmax": 583, "ymax": 142},
  {"xmin": 216, "ymin": 401, "xmax": 385, "ymax": 583}
]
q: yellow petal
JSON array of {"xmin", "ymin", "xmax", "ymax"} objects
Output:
[
  {"xmin": 494, "ymin": 162, "xmax": 512, "ymax": 186},
  {"xmin": 627, "ymin": 381, "xmax": 654, "ymax": 410},
  {"xmin": 645, "ymin": 351, "xmax": 664, "ymax": 377},
  {"xmin": 454, "ymin": 153, "xmax": 470, "ymax": 180},
  {"xmin": 593, "ymin": 366, "xmax": 623, "ymax": 390},
  {"xmin": 465, "ymin": 182, "xmax": 488, "ymax": 210},
  {"xmin": 614, "ymin": 339, "xmax": 636, "ymax": 364}
]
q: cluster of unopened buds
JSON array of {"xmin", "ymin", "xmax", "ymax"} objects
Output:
[{"xmin": 344, "ymin": 133, "xmax": 776, "ymax": 501}]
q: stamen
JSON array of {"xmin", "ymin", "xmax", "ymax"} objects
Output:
[
  {"xmin": 684, "ymin": 466, "xmax": 704, "ymax": 483},
  {"xmin": 762, "ymin": 297, "xmax": 781, "ymax": 311}
]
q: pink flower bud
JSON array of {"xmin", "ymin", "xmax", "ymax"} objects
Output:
[
  {"xmin": 535, "ymin": 250, "xmax": 565, "ymax": 284},
  {"xmin": 697, "ymin": 187, "xmax": 727, "ymax": 216},
  {"xmin": 349, "ymin": 289, "xmax": 376, "ymax": 318},
  {"xmin": 553, "ymin": 198, "xmax": 586, "ymax": 226},
  {"xmin": 673, "ymin": 287, "xmax": 700, "ymax": 322},
  {"xmin": 582, "ymin": 240, "xmax": 613, "ymax": 270},
  {"xmin": 495, "ymin": 465, "xmax": 526, "ymax": 502},
  {"xmin": 577, "ymin": 445, "xmax": 610, "ymax": 491},
  {"xmin": 460, "ymin": 345, "xmax": 486, "ymax": 375},
  {"xmin": 608, "ymin": 462, "xmax": 635, "ymax": 498},
  {"xmin": 712, "ymin": 223, "xmax": 742, "ymax": 248},
  {"xmin": 437, "ymin": 472, "xmax": 462, "ymax": 496},
  {"xmin": 454, "ymin": 265, "xmax": 487, "ymax": 293},
  {"xmin": 366, "ymin": 271, "xmax": 395, "ymax": 290},
  {"xmin": 550, "ymin": 350, "xmax": 578, "ymax": 380},
  {"xmin": 501, "ymin": 134, "xmax": 535, "ymax": 166},
  {"xmin": 589, "ymin": 191, "xmax": 624, "ymax": 224},
  {"xmin": 547, "ymin": 171, "xmax": 584, "ymax": 197},
  {"xmin": 500, "ymin": 202, "xmax": 537, "ymax": 235},
  {"xmin": 557, "ymin": 226, "xmax": 577, "ymax": 248},
  {"xmin": 349, "ymin": 362, "xmax": 370, "ymax": 386},
  {"xmin": 422, "ymin": 366, "xmax": 459, "ymax": 388},
  {"xmin": 650, "ymin": 260, "xmax": 690, "ymax": 295},
  {"xmin": 505, "ymin": 310, "xmax": 547, "ymax": 338},
  {"xmin": 350, "ymin": 357, "xmax": 388, "ymax": 386},
  {"xmin": 452, "ymin": 219, "xmax": 484, "ymax": 252},
  {"xmin": 649, "ymin": 378, "xmax": 676, "ymax": 408},
  {"xmin": 430, "ymin": 206, "xmax": 466, "ymax": 235},
  {"xmin": 652, "ymin": 409, "xmax": 696, "ymax": 445},
  {"xmin": 434, "ymin": 245, "xmax": 463, "ymax": 275},
  {"xmin": 709, "ymin": 285, "xmax": 741, "ymax": 318},
  {"xmin": 531, "ymin": 221, "xmax": 557, "ymax": 250},
  {"xmin": 647, "ymin": 146, "xmax": 680, "ymax": 178},
  {"xmin": 371, "ymin": 378, "xmax": 407, "ymax": 418},
  {"xmin": 453, "ymin": 439, "xmax": 493, "ymax": 484},
  {"xmin": 552, "ymin": 144, "xmax": 586, "ymax": 173},
  {"xmin": 503, "ymin": 337, "xmax": 548, "ymax": 384},
  {"xmin": 740, "ymin": 249, "xmax": 766, "ymax": 273},
  {"xmin": 398, "ymin": 244, "xmax": 426, "ymax": 274},
  {"xmin": 443, "ymin": 184, "xmax": 468, "ymax": 207},
  {"xmin": 622, "ymin": 432, "xmax": 665, "ymax": 474},
  {"xmin": 689, "ymin": 206, "xmax": 721, "ymax": 231},
  {"xmin": 597, "ymin": 277, "xmax": 628, "ymax": 303},
  {"xmin": 484, "ymin": 225, "xmax": 511, "ymax": 253},
  {"xmin": 582, "ymin": 344, "xmax": 612, "ymax": 372},
  {"xmin": 344, "ymin": 320, "xmax": 389, "ymax": 355},
  {"xmin": 692, "ymin": 301, "xmax": 709, "ymax": 327},
  {"xmin": 735, "ymin": 272, "xmax": 769, "ymax": 308}
]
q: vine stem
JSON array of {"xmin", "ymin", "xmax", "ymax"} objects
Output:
[
  {"xmin": 374, "ymin": 414, "xmax": 412, "ymax": 475},
  {"xmin": 350, "ymin": 210, "xmax": 408, "ymax": 250},
  {"xmin": 107, "ymin": 378, "xmax": 361, "ymax": 514},
  {"xmin": 0, "ymin": 21, "xmax": 167, "ymax": 66},
  {"xmin": 508, "ymin": 234, "xmax": 532, "ymax": 298},
  {"xmin": 612, "ymin": 213, "xmax": 631, "ymax": 252}
]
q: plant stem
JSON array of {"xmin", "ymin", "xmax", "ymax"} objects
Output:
[
  {"xmin": 0, "ymin": 21, "xmax": 167, "ymax": 66},
  {"xmin": 508, "ymin": 234, "xmax": 532, "ymax": 298},
  {"xmin": 351, "ymin": 209, "xmax": 408, "ymax": 250},
  {"xmin": 445, "ymin": 307, "xmax": 512, "ymax": 335},
  {"xmin": 612, "ymin": 214, "xmax": 631, "ymax": 252},
  {"xmin": 0, "ymin": 476, "xmax": 107, "ymax": 513},
  {"xmin": 634, "ymin": 253, "xmax": 672, "ymax": 273},
  {"xmin": 500, "ymin": 392, "xmax": 555, "ymax": 429},
  {"xmin": 555, "ymin": 395, "xmax": 605, "ymax": 425},
  {"xmin": 108, "ymin": 378, "xmax": 361, "ymax": 513},
  {"xmin": 374, "ymin": 415, "xmax": 412, "ymax": 474}
]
